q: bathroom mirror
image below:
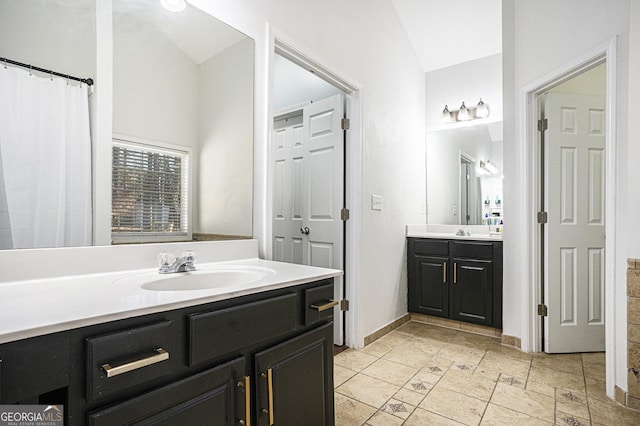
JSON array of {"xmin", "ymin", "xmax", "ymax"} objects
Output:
[
  {"xmin": 0, "ymin": 0, "xmax": 254, "ymax": 249},
  {"xmin": 426, "ymin": 122, "xmax": 503, "ymax": 226}
]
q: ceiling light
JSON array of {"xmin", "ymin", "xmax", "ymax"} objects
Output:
[
  {"xmin": 476, "ymin": 98, "xmax": 490, "ymax": 118},
  {"xmin": 161, "ymin": 0, "xmax": 187, "ymax": 12}
]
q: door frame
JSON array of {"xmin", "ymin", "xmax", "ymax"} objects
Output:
[
  {"xmin": 266, "ymin": 25, "xmax": 364, "ymax": 348},
  {"xmin": 522, "ymin": 38, "xmax": 617, "ymax": 394}
]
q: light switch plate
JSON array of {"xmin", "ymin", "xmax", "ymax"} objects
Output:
[{"xmin": 371, "ymin": 194, "xmax": 383, "ymax": 211}]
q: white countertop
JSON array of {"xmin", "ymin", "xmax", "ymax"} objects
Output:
[
  {"xmin": 0, "ymin": 257, "xmax": 342, "ymax": 344},
  {"xmin": 406, "ymin": 224, "xmax": 503, "ymax": 241}
]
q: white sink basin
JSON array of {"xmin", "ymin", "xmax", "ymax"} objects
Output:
[{"xmin": 118, "ymin": 265, "xmax": 277, "ymax": 291}]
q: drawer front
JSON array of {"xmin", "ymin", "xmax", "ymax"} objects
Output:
[
  {"xmin": 86, "ymin": 320, "xmax": 175, "ymax": 402},
  {"xmin": 451, "ymin": 241, "xmax": 494, "ymax": 260},
  {"xmin": 304, "ymin": 282, "xmax": 336, "ymax": 325},
  {"xmin": 87, "ymin": 357, "xmax": 246, "ymax": 426},
  {"xmin": 189, "ymin": 293, "xmax": 297, "ymax": 366},
  {"xmin": 410, "ymin": 238, "xmax": 449, "ymax": 256}
]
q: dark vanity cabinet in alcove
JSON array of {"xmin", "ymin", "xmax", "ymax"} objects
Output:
[{"xmin": 408, "ymin": 238, "xmax": 503, "ymax": 329}]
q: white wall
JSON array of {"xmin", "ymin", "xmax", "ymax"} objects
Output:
[
  {"xmin": 425, "ymin": 54, "xmax": 503, "ymax": 132},
  {"xmin": 0, "ymin": 0, "xmax": 96, "ymax": 81},
  {"xmin": 190, "ymin": 0, "xmax": 426, "ymax": 345},
  {"xmin": 197, "ymin": 38, "xmax": 254, "ymax": 236},
  {"xmin": 112, "ymin": 16, "xmax": 199, "ymax": 146},
  {"xmin": 502, "ymin": 0, "xmax": 630, "ymax": 396}
]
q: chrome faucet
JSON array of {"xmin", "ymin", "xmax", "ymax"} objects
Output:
[{"xmin": 158, "ymin": 250, "xmax": 196, "ymax": 274}]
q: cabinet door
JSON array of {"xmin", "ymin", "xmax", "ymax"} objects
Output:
[
  {"xmin": 409, "ymin": 254, "xmax": 449, "ymax": 318},
  {"xmin": 88, "ymin": 357, "xmax": 247, "ymax": 426},
  {"xmin": 451, "ymin": 259, "xmax": 493, "ymax": 326},
  {"xmin": 254, "ymin": 323, "xmax": 334, "ymax": 426}
]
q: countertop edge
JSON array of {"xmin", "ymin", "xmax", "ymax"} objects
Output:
[{"xmin": 0, "ymin": 262, "xmax": 343, "ymax": 345}]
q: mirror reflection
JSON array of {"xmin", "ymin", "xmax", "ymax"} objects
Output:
[
  {"xmin": 426, "ymin": 122, "xmax": 503, "ymax": 227},
  {"xmin": 0, "ymin": 0, "xmax": 254, "ymax": 249}
]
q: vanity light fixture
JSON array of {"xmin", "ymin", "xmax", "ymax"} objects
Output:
[
  {"xmin": 479, "ymin": 159, "xmax": 499, "ymax": 175},
  {"xmin": 441, "ymin": 98, "xmax": 490, "ymax": 123},
  {"xmin": 161, "ymin": 0, "xmax": 187, "ymax": 12}
]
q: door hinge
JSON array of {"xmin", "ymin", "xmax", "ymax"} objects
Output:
[
  {"xmin": 537, "ymin": 304, "xmax": 548, "ymax": 316},
  {"xmin": 537, "ymin": 211, "xmax": 548, "ymax": 224},
  {"xmin": 537, "ymin": 118, "xmax": 548, "ymax": 131},
  {"xmin": 340, "ymin": 299, "xmax": 349, "ymax": 311},
  {"xmin": 341, "ymin": 118, "xmax": 350, "ymax": 130},
  {"xmin": 341, "ymin": 208, "xmax": 350, "ymax": 221}
]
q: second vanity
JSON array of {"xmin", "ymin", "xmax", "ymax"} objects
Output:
[
  {"xmin": 0, "ymin": 240, "xmax": 342, "ymax": 426},
  {"xmin": 406, "ymin": 225, "xmax": 503, "ymax": 329}
]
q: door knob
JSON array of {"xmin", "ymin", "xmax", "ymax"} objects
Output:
[{"xmin": 300, "ymin": 226, "xmax": 310, "ymax": 235}]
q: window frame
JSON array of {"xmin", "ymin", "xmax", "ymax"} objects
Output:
[{"xmin": 111, "ymin": 134, "xmax": 193, "ymax": 244}]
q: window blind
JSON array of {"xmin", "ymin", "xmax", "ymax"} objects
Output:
[{"xmin": 112, "ymin": 140, "xmax": 189, "ymax": 239}]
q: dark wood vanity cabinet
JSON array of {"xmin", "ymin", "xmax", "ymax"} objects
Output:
[
  {"xmin": 408, "ymin": 238, "xmax": 503, "ymax": 329},
  {"xmin": 0, "ymin": 279, "xmax": 336, "ymax": 426}
]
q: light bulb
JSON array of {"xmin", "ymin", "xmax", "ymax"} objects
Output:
[
  {"xmin": 457, "ymin": 102, "xmax": 470, "ymax": 121},
  {"xmin": 161, "ymin": 0, "xmax": 187, "ymax": 12},
  {"xmin": 476, "ymin": 98, "xmax": 490, "ymax": 118}
]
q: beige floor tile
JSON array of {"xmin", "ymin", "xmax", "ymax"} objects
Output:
[
  {"xmin": 439, "ymin": 343, "xmax": 487, "ymax": 366},
  {"xmin": 360, "ymin": 339, "xmax": 394, "ymax": 358},
  {"xmin": 420, "ymin": 357, "xmax": 455, "ymax": 376},
  {"xmin": 486, "ymin": 342, "xmax": 534, "ymax": 362},
  {"xmin": 335, "ymin": 392, "xmax": 377, "ymax": 426},
  {"xmin": 555, "ymin": 411, "xmax": 590, "ymax": 426},
  {"xmin": 478, "ymin": 352, "xmax": 531, "ymax": 378},
  {"xmin": 450, "ymin": 332, "xmax": 498, "ymax": 351},
  {"xmin": 437, "ymin": 368, "xmax": 497, "ymax": 401},
  {"xmin": 335, "ymin": 349, "xmax": 379, "ymax": 372},
  {"xmin": 396, "ymin": 321, "xmax": 430, "ymax": 336},
  {"xmin": 531, "ymin": 353, "xmax": 583, "ymax": 377},
  {"xmin": 361, "ymin": 358, "xmax": 419, "ymax": 386},
  {"xmin": 404, "ymin": 407, "xmax": 465, "ymax": 425},
  {"xmin": 336, "ymin": 373, "xmax": 400, "ymax": 408},
  {"xmin": 407, "ymin": 336, "xmax": 448, "ymax": 354},
  {"xmin": 393, "ymin": 387, "xmax": 426, "ymax": 406},
  {"xmin": 555, "ymin": 389, "xmax": 590, "ymax": 420},
  {"xmin": 582, "ymin": 361, "xmax": 606, "ymax": 382},
  {"xmin": 473, "ymin": 365, "xmax": 501, "ymax": 382},
  {"xmin": 497, "ymin": 373, "xmax": 527, "ymax": 389},
  {"xmin": 419, "ymin": 386, "xmax": 487, "ymax": 425},
  {"xmin": 524, "ymin": 380, "xmax": 556, "ymax": 398},
  {"xmin": 380, "ymin": 397, "xmax": 416, "ymax": 420},
  {"xmin": 365, "ymin": 410, "xmax": 404, "ymax": 426},
  {"xmin": 382, "ymin": 344, "xmax": 435, "ymax": 369},
  {"xmin": 414, "ymin": 324, "xmax": 459, "ymax": 342},
  {"xmin": 581, "ymin": 351, "xmax": 605, "ymax": 366},
  {"xmin": 588, "ymin": 396, "xmax": 640, "ymax": 425},
  {"xmin": 480, "ymin": 403, "xmax": 552, "ymax": 425},
  {"xmin": 335, "ymin": 364, "xmax": 358, "ymax": 387},
  {"xmin": 585, "ymin": 378, "xmax": 608, "ymax": 402},
  {"xmin": 490, "ymin": 383, "xmax": 555, "ymax": 423},
  {"xmin": 527, "ymin": 365, "xmax": 586, "ymax": 393}
]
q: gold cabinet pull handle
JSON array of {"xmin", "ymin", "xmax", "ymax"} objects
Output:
[
  {"xmin": 101, "ymin": 348, "xmax": 169, "ymax": 378},
  {"xmin": 260, "ymin": 369, "xmax": 275, "ymax": 425},
  {"xmin": 443, "ymin": 261, "xmax": 447, "ymax": 283},
  {"xmin": 237, "ymin": 375, "xmax": 251, "ymax": 426},
  {"xmin": 310, "ymin": 300, "xmax": 339, "ymax": 312},
  {"xmin": 454, "ymin": 262, "xmax": 457, "ymax": 284}
]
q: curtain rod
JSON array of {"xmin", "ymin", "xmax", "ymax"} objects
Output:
[{"xmin": 0, "ymin": 56, "xmax": 94, "ymax": 86}]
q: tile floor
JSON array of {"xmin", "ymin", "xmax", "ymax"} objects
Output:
[{"xmin": 334, "ymin": 321, "xmax": 640, "ymax": 425}]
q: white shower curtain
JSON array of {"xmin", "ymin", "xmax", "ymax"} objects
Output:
[{"xmin": 0, "ymin": 65, "xmax": 92, "ymax": 249}]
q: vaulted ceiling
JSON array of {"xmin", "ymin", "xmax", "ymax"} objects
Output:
[{"xmin": 390, "ymin": 0, "xmax": 502, "ymax": 72}]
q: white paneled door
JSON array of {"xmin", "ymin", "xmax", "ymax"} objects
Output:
[
  {"xmin": 545, "ymin": 93, "xmax": 605, "ymax": 353},
  {"xmin": 272, "ymin": 93, "xmax": 345, "ymax": 345}
]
